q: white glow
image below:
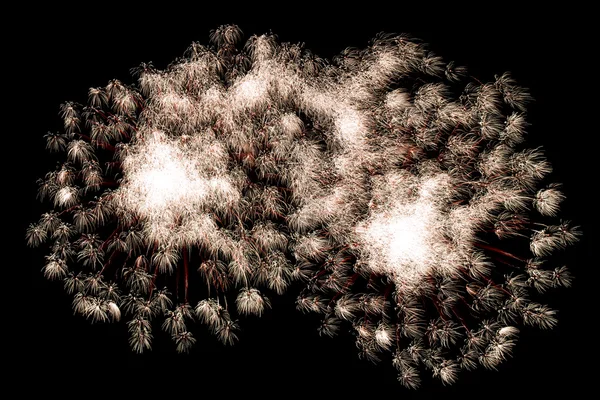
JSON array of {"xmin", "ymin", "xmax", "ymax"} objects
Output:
[
  {"xmin": 137, "ymin": 143, "xmax": 207, "ymax": 211},
  {"xmin": 335, "ymin": 108, "xmax": 365, "ymax": 146},
  {"xmin": 356, "ymin": 173, "xmax": 470, "ymax": 286},
  {"xmin": 232, "ymin": 75, "xmax": 268, "ymax": 108},
  {"xmin": 115, "ymin": 132, "xmax": 239, "ymax": 245},
  {"xmin": 381, "ymin": 203, "xmax": 433, "ymax": 267}
]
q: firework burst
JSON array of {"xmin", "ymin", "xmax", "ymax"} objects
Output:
[{"xmin": 27, "ymin": 24, "xmax": 579, "ymax": 387}]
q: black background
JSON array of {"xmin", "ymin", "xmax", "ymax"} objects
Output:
[{"xmin": 8, "ymin": 4, "xmax": 594, "ymax": 398}]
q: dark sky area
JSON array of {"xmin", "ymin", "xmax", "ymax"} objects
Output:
[{"xmin": 8, "ymin": 5, "xmax": 594, "ymax": 398}]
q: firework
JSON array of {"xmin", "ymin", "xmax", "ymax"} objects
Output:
[{"xmin": 27, "ymin": 24, "xmax": 579, "ymax": 387}]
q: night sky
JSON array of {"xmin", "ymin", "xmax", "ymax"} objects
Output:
[{"xmin": 9, "ymin": 5, "xmax": 594, "ymax": 397}]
